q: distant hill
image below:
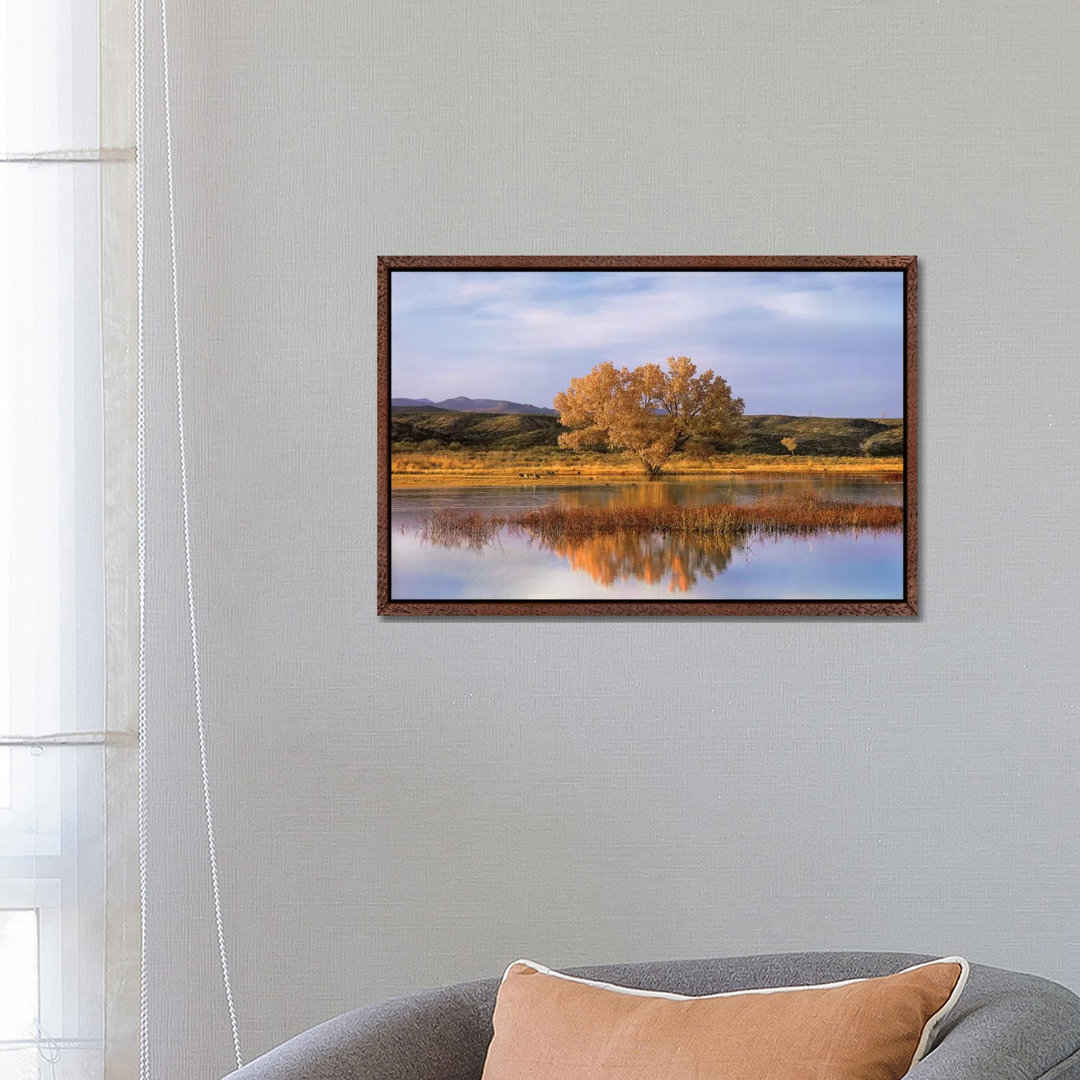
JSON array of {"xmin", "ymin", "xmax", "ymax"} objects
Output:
[
  {"xmin": 391, "ymin": 409, "xmax": 561, "ymax": 450},
  {"xmin": 391, "ymin": 409, "xmax": 903, "ymax": 457},
  {"xmin": 391, "ymin": 396, "xmax": 557, "ymax": 416}
]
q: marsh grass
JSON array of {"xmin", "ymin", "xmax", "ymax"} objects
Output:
[
  {"xmin": 391, "ymin": 449, "xmax": 903, "ymax": 486},
  {"xmin": 409, "ymin": 494, "xmax": 903, "ymax": 549},
  {"xmin": 412, "ymin": 509, "xmax": 505, "ymax": 550}
]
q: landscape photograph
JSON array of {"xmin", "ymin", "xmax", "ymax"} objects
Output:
[{"xmin": 378, "ymin": 257, "xmax": 915, "ymax": 614}]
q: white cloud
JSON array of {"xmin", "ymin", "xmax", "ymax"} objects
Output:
[{"xmin": 395, "ymin": 271, "xmax": 892, "ymax": 356}]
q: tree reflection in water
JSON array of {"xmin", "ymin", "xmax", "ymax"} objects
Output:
[
  {"xmin": 545, "ymin": 530, "xmax": 737, "ymax": 592},
  {"xmin": 407, "ymin": 493, "xmax": 902, "ymax": 594}
]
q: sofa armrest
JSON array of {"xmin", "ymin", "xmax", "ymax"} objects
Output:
[
  {"xmin": 909, "ymin": 966, "xmax": 1080, "ymax": 1080},
  {"xmin": 221, "ymin": 980, "xmax": 496, "ymax": 1080}
]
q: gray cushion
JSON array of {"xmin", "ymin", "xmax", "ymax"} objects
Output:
[{"xmin": 222, "ymin": 952, "xmax": 1080, "ymax": 1079}]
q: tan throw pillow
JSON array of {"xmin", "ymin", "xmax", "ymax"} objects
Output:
[{"xmin": 481, "ymin": 957, "xmax": 968, "ymax": 1080}]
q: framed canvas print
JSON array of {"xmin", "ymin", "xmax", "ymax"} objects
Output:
[{"xmin": 377, "ymin": 256, "xmax": 916, "ymax": 616}]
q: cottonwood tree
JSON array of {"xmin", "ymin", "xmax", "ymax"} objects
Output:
[
  {"xmin": 554, "ymin": 357, "xmax": 744, "ymax": 477},
  {"xmin": 781, "ymin": 437, "xmax": 798, "ymax": 456}
]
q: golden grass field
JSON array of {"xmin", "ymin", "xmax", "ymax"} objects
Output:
[{"xmin": 391, "ymin": 449, "xmax": 904, "ymax": 487}]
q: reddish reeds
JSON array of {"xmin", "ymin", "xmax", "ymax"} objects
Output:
[
  {"xmin": 412, "ymin": 508, "xmax": 505, "ymax": 549},
  {"xmin": 410, "ymin": 494, "xmax": 902, "ymax": 548}
]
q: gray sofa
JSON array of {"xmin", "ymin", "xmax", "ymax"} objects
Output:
[{"xmin": 224, "ymin": 952, "xmax": 1080, "ymax": 1079}]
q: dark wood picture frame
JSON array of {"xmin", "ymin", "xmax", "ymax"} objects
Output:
[{"xmin": 378, "ymin": 255, "xmax": 917, "ymax": 617}]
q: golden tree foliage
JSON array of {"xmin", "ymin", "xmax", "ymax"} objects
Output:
[
  {"xmin": 781, "ymin": 437, "xmax": 798, "ymax": 456},
  {"xmin": 553, "ymin": 357, "xmax": 745, "ymax": 476}
]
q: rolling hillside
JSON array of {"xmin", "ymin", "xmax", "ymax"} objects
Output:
[
  {"xmin": 391, "ymin": 408, "xmax": 562, "ymax": 450},
  {"xmin": 724, "ymin": 415, "xmax": 903, "ymax": 457},
  {"xmin": 391, "ymin": 408, "xmax": 904, "ymax": 457}
]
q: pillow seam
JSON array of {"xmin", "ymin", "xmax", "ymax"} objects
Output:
[
  {"xmin": 506, "ymin": 956, "xmax": 966, "ymax": 1002},
  {"xmin": 908, "ymin": 957, "xmax": 970, "ymax": 1066}
]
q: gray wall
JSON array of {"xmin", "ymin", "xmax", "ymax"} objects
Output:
[{"xmin": 139, "ymin": 2, "xmax": 1080, "ymax": 1076}]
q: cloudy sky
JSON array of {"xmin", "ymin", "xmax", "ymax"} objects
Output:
[{"xmin": 390, "ymin": 269, "xmax": 904, "ymax": 417}]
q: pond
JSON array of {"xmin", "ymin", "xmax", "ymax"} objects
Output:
[{"xmin": 389, "ymin": 475, "xmax": 904, "ymax": 601}]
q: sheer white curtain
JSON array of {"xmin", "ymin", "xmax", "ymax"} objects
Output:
[{"xmin": 1, "ymin": 2, "xmax": 137, "ymax": 1078}]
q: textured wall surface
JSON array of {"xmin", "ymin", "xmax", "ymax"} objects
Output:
[{"xmin": 137, "ymin": 2, "xmax": 1080, "ymax": 1076}]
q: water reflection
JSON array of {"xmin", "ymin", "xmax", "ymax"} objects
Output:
[
  {"xmin": 390, "ymin": 475, "xmax": 904, "ymax": 600},
  {"xmin": 545, "ymin": 529, "xmax": 738, "ymax": 593},
  {"xmin": 553, "ymin": 476, "xmax": 902, "ymax": 510}
]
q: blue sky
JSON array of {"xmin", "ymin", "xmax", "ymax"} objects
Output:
[{"xmin": 390, "ymin": 269, "xmax": 904, "ymax": 417}]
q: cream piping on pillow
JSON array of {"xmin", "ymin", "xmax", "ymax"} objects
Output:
[
  {"xmin": 501, "ymin": 955, "xmax": 970, "ymax": 1066},
  {"xmin": 909, "ymin": 957, "xmax": 969, "ymax": 1066}
]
